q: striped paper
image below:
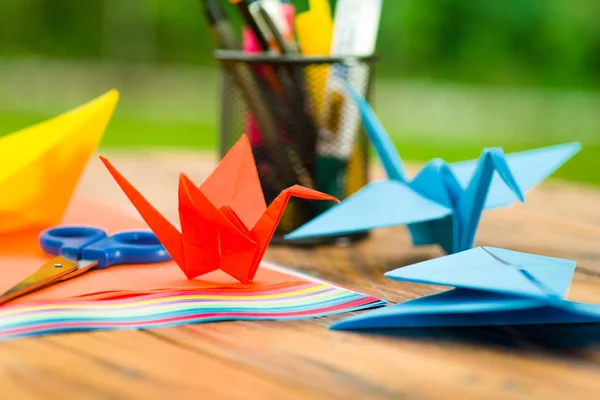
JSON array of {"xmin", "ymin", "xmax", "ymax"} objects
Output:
[{"xmin": 0, "ymin": 264, "xmax": 385, "ymax": 341}]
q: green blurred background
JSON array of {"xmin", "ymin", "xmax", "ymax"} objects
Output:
[{"xmin": 0, "ymin": 0, "xmax": 598, "ymax": 185}]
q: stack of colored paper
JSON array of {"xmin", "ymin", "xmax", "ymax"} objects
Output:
[
  {"xmin": 0, "ymin": 263, "xmax": 383, "ymax": 341},
  {"xmin": 0, "ymin": 196, "xmax": 384, "ymax": 341}
]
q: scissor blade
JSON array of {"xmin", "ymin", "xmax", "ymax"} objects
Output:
[
  {"xmin": 0, "ymin": 256, "xmax": 79, "ymax": 305},
  {"xmin": 56, "ymin": 259, "xmax": 98, "ymax": 282}
]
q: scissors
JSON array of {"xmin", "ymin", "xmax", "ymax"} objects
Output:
[{"xmin": 0, "ymin": 225, "xmax": 171, "ymax": 305}]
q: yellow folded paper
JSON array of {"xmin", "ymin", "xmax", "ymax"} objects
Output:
[{"xmin": 0, "ymin": 89, "xmax": 119, "ymax": 234}]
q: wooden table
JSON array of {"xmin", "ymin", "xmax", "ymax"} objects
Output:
[{"xmin": 2, "ymin": 150, "xmax": 600, "ymax": 400}]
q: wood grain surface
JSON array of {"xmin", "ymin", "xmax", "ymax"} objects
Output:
[{"xmin": 2, "ymin": 149, "xmax": 600, "ymax": 400}]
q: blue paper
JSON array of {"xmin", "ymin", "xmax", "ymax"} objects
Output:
[
  {"xmin": 330, "ymin": 247, "xmax": 600, "ymax": 330},
  {"xmin": 285, "ymin": 84, "xmax": 581, "ymax": 254}
]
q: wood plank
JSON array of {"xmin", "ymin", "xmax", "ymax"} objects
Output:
[
  {"xmin": 151, "ymin": 321, "xmax": 600, "ymax": 400},
  {"xmin": 0, "ymin": 330, "xmax": 329, "ymax": 400}
]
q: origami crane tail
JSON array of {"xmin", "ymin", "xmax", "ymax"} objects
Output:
[
  {"xmin": 457, "ymin": 149, "xmax": 525, "ymax": 251},
  {"xmin": 344, "ymin": 81, "xmax": 408, "ymax": 183},
  {"xmin": 99, "ymin": 156, "xmax": 186, "ymax": 269}
]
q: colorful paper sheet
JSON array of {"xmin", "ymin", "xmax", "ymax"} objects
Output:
[
  {"xmin": 286, "ymin": 84, "xmax": 581, "ymax": 254},
  {"xmin": 0, "ymin": 90, "xmax": 118, "ymax": 234},
  {"xmin": 0, "ymin": 194, "xmax": 383, "ymax": 340},
  {"xmin": 330, "ymin": 247, "xmax": 600, "ymax": 331},
  {"xmin": 100, "ymin": 135, "xmax": 338, "ymax": 283},
  {"xmin": 0, "ymin": 264, "xmax": 383, "ymax": 341}
]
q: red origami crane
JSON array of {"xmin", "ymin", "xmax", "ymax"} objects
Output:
[{"xmin": 99, "ymin": 135, "xmax": 338, "ymax": 283}]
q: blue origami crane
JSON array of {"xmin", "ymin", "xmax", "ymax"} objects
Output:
[
  {"xmin": 330, "ymin": 246, "xmax": 600, "ymax": 330},
  {"xmin": 285, "ymin": 84, "xmax": 581, "ymax": 254}
]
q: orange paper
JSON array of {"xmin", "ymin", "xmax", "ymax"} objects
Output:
[
  {"xmin": 0, "ymin": 196, "xmax": 322, "ymax": 306},
  {"xmin": 100, "ymin": 135, "xmax": 339, "ymax": 283}
]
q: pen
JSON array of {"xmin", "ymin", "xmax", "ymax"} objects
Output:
[
  {"xmin": 229, "ymin": 0, "xmax": 269, "ymax": 50},
  {"xmin": 255, "ymin": 2, "xmax": 293, "ymax": 54},
  {"xmin": 201, "ymin": 0, "xmax": 241, "ymax": 49},
  {"xmin": 280, "ymin": 0, "xmax": 296, "ymax": 42},
  {"xmin": 229, "ymin": 0, "xmax": 285, "ymax": 96},
  {"xmin": 252, "ymin": 0, "xmax": 298, "ymax": 53}
]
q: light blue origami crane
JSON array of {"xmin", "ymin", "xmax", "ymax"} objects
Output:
[
  {"xmin": 330, "ymin": 246, "xmax": 600, "ymax": 330},
  {"xmin": 285, "ymin": 84, "xmax": 581, "ymax": 254}
]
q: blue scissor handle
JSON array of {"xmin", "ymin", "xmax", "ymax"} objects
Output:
[
  {"xmin": 39, "ymin": 225, "xmax": 108, "ymax": 260},
  {"xmin": 39, "ymin": 225, "xmax": 171, "ymax": 269},
  {"xmin": 80, "ymin": 230, "xmax": 171, "ymax": 268}
]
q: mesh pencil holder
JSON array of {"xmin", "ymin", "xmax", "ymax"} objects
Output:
[{"xmin": 214, "ymin": 50, "xmax": 379, "ymax": 246}]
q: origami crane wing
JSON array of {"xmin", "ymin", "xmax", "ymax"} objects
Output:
[
  {"xmin": 199, "ymin": 135, "xmax": 267, "ymax": 229},
  {"xmin": 284, "ymin": 180, "xmax": 453, "ymax": 240},
  {"xmin": 449, "ymin": 142, "xmax": 581, "ymax": 210},
  {"xmin": 329, "ymin": 247, "xmax": 600, "ymax": 330}
]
